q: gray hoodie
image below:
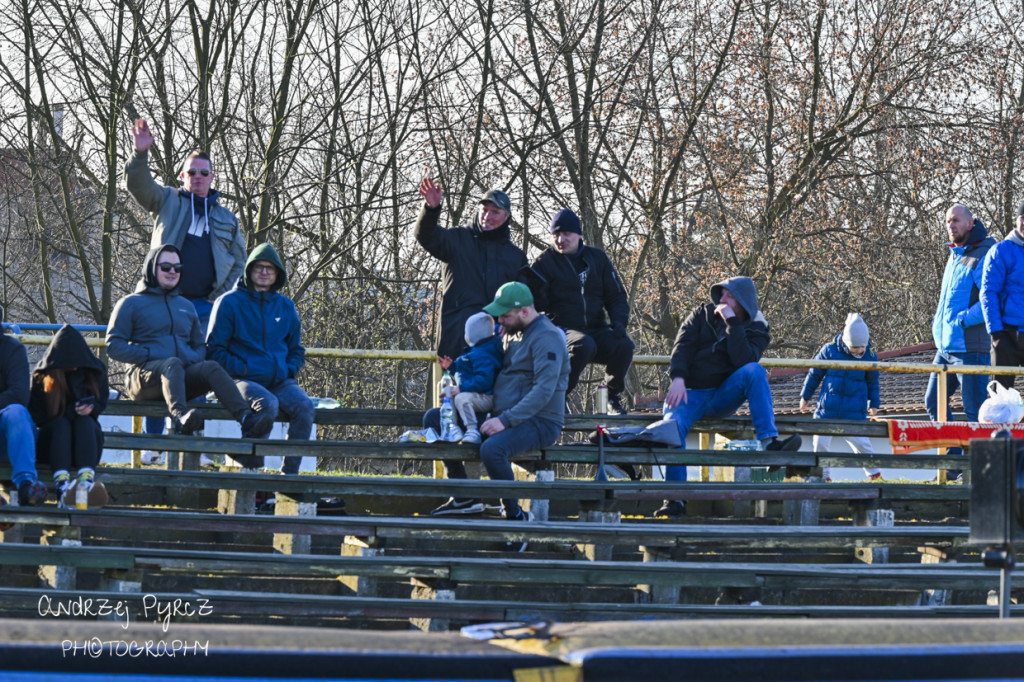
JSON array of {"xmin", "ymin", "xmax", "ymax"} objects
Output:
[
  {"xmin": 493, "ymin": 314, "xmax": 569, "ymax": 428},
  {"xmin": 106, "ymin": 245, "xmax": 205, "ymax": 368}
]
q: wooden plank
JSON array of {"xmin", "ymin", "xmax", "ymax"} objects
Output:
[
  {"xmin": 4, "ymin": 586, "xmax": 1009, "ymax": 621},
  {"xmin": 611, "ymin": 483, "xmax": 880, "ymax": 502},
  {"xmin": 0, "ymin": 544, "xmax": 136, "ymax": 570},
  {"xmin": 0, "ymin": 507, "xmax": 968, "ymax": 550},
  {"xmin": 105, "ymin": 433, "xmax": 256, "ymax": 456}
]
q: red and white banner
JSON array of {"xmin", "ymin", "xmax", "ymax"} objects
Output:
[{"xmin": 884, "ymin": 419, "xmax": 1024, "ymax": 454}]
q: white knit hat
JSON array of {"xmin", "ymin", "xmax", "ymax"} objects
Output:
[
  {"xmin": 842, "ymin": 313, "xmax": 869, "ymax": 348},
  {"xmin": 464, "ymin": 312, "xmax": 495, "ymax": 347}
]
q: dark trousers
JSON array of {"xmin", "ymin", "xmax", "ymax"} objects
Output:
[
  {"xmin": 37, "ymin": 414, "xmax": 103, "ymax": 472},
  {"xmin": 127, "ymin": 358, "xmax": 250, "ymax": 421},
  {"xmin": 423, "ymin": 407, "xmax": 559, "ymax": 517},
  {"xmin": 992, "ymin": 327, "xmax": 1024, "ymax": 390},
  {"xmin": 564, "ymin": 327, "xmax": 634, "ymax": 396}
]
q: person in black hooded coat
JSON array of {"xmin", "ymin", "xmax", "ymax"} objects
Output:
[{"xmin": 29, "ymin": 325, "xmax": 108, "ymax": 506}]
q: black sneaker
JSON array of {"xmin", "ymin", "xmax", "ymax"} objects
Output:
[
  {"xmin": 606, "ymin": 394, "xmax": 628, "ymax": 416},
  {"xmin": 654, "ymin": 499, "xmax": 686, "ymax": 517},
  {"xmin": 240, "ymin": 410, "xmax": 274, "ymax": 439},
  {"xmin": 765, "ymin": 434, "xmax": 802, "ymax": 451},
  {"xmin": 430, "ymin": 497, "xmax": 485, "ymax": 516},
  {"xmin": 18, "ymin": 479, "xmax": 47, "ymax": 506},
  {"xmin": 172, "ymin": 408, "xmax": 204, "ymax": 435},
  {"xmin": 317, "ymin": 497, "xmax": 348, "ymax": 516},
  {"xmin": 503, "ymin": 509, "xmax": 532, "ymax": 552}
]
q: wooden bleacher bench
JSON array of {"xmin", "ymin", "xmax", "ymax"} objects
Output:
[
  {"xmin": 0, "ymin": 540, "xmax": 1002, "ymax": 592},
  {"xmin": 0, "ymin": 585, "xmax": 1009, "ymax": 623},
  {"xmin": 0, "ymin": 506, "xmax": 970, "ymax": 551},
  {"xmin": 102, "ymin": 400, "xmax": 892, "ymax": 438}
]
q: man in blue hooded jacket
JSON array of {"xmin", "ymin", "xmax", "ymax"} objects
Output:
[
  {"xmin": 926, "ymin": 204, "xmax": 995, "ymax": 425},
  {"xmin": 207, "ymin": 243, "xmax": 314, "ymax": 474}
]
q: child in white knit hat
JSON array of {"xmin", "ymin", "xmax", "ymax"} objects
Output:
[
  {"xmin": 799, "ymin": 313, "xmax": 883, "ymax": 480},
  {"xmin": 439, "ymin": 312, "xmax": 504, "ymax": 444}
]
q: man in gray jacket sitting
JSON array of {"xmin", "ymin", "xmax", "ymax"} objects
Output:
[
  {"xmin": 430, "ymin": 282, "xmax": 569, "ymax": 550},
  {"xmin": 106, "ymin": 245, "xmax": 273, "ymax": 440}
]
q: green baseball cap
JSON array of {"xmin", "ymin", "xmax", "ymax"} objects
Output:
[{"xmin": 483, "ymin": 282, "xmax": 534, "ymax": 316}]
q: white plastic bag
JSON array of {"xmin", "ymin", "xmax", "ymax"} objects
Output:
[{"xmin": 978, "ymin": 380, "xmax": 1024, "ymax": 424}]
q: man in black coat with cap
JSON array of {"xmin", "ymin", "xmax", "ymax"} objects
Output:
[{"xmin": 415, "ymin": 175, "xmax": 527, "ymax": 363}]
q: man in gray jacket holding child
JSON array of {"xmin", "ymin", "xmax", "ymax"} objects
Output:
[{"xmin": 430, "ymin": 282, "xmax": 569, "ymax": 550}]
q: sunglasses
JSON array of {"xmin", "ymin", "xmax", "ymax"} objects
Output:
[
  {"xmin": 157, "ymin": 262, "xmax": 183, "ymax": 273},
  {"xmin": 250, "ymin": 265, "xmax": 275, "ymax": 274},
  {"xmin": 185, "ymin": 168, "xmax": 212, "ymax": 177}
]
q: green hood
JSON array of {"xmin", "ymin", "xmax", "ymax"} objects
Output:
[{"xmin": 243, "ymin": 242, "xmax": 287, "ymax": 292}]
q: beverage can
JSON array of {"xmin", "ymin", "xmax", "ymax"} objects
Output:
[{"xmin": 726, "ymin": 439, "xmax": 761, "ymax": 451}]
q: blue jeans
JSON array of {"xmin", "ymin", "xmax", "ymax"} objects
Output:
[
  {"xmin": 925, "ymin": 351, "xmax": 988, "ymax": 422},
  {"xmin": 662, "ymin": 362, "xmax": 778, "ymax": 483},
  {"xmin": 423, "ymin": 407, "xmax": 560, "ymax": 518},
  {"xmin": 925, "ymin": 351, "xmax": 988, "ymax": 459},
  {"xmin": 0, "ymin": 404, "xmax": 38, "ymax": 486},
  {"xmin": 237, "ymin": 378, "xmax": 314, "ymax": 474}
]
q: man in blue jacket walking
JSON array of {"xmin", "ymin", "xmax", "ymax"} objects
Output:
[
  {"xmin": 981, "ymin": 201, "xmax": 1024, "ymax": 390},
  {"xmin": 926, "ymin": 204, "xmax": 995, "ymax": 425},
  {"xmin": 207, "ymin": 243, "xmax": 314, "ymax": 474}
]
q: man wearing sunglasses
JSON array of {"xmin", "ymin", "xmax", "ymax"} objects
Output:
[
  {"xmin": 106, "ymin": 245, "xmax": 273, "ymax": 441},
  {"xmin": 125, "ymin": 119, "xmax": 248, "ymax": 462},
  {"xmin": 207, "ymin": 244, "xmax": 316, "ymax": 475},
  {"xmin": 125, "ymin": 118, "xmax": 246, "ymax": 327}
]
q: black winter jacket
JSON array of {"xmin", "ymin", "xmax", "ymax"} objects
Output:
[
  {"xmin": 528, "ymin": 245, "xmax": 629, "ymax": 331},
  {"xmin": 668, "ymin": 304, "xmax": 771, "ymax": 390},
  {"xmin": 0, "ymin": 334, "xmax": 29, "ymax": 410},
  {"xmin": 415, "ymin": 203, "xmax": 527, "ymax": 360}
]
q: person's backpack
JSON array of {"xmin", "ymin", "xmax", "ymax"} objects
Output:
[{"xmin": 587, "ymin": 419, "xmax": 682, "ymax": 448}]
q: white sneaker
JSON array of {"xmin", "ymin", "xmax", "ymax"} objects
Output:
[
  {"xmin": 462, "ymin": 429, "xmax": 481, "ymax": 444},
  {"xmin": 141, "ymin": 450, "xmax": 162, "ymax": 465},
  {"xmin": 447, "ymin": 425, "xmax": 465, "ymax": 443}
]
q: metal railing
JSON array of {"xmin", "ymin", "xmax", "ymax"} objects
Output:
[{"xmin": 10, "ymin": 329, "xmax": 1024, "ymax": 424}]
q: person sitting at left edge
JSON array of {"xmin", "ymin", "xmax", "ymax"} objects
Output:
[
  {"xmin": 0, "ymin": 304, "xmax": 46, "ymax": 508},
  {"xmin": 658, "ymin": 276, "xmax": 801, "ymax": 517},
  {"xmin": 29, "ymin": 325, "xmax": 109, "ymax": 508}
]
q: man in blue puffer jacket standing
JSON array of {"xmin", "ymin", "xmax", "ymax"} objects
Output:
[
  {"xmin": 926, "ymin": 205, "xmax": 995, "ymax": 425},
  {"xmin": 207, "ymin": 243, "xmax": 314, "ymax": 474},
  {"xmin": 981, "ymin": 201, "xmax": 1024, "ymax": 390},
  {"xmin": 800, "ymin": 314, "xmax": 882, "ymax": 480}
]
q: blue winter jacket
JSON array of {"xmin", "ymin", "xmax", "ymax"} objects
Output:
[
  {"xmin": 981, "ymin": 230, "xmax": 1024, "ymax": 334},
  {"xmin": 931, "ymin": 220, "xmax": 995, "ymax": 353},
  {"xmin": 452, "ymin": 335, "xmax": 503, "ymax": 395},
  {"xmin": 800, "ymin": 334, "xmax": 880, "ymax": 420},
  {"xmin": 207, "ymin": 244, "xmax": 304, "ymax": 387}
]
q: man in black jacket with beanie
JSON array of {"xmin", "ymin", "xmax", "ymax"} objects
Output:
[{"xmin": 527, "ymin": 209, "xmax": 634, "ymax": 414}]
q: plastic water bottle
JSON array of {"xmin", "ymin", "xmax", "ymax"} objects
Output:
[
  {"xmin": 75, "ymin": 478, "xmax": 90, "ymax": 510},
  {"xmin": 440, "ymin": 396, "xmax": 455, "ymax": 440},
  {"xmin": 438, "ymin": 371, "xmax": 454, "ymax": 398},
  {"xmin": 312, "ymin": 398, "xmax": 341, "ymax": 409}
]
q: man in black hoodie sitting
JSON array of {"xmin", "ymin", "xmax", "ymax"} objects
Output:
[{"xmin": 657, "ymin": 276, "xmax": 801, "ymax": 517}]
